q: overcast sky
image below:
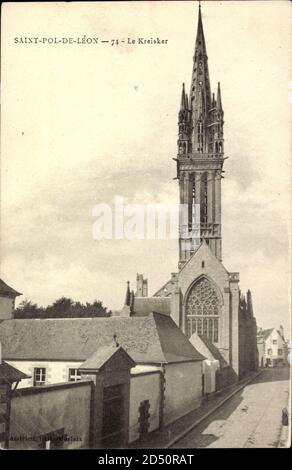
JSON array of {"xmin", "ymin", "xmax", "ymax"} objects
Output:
[{"xmin": 1, "ymin": 1, "xmax": 291, "ymax": 334}]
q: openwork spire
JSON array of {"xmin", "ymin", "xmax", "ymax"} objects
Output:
[
  {"xmin": 176, "ymin": 4, "xmax": 225, "ymax": 265},
  {"xmin": 189, "ymin": 3, "xmax": 211, "ymax": 153}
]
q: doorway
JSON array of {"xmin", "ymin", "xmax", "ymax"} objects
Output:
[{"xmin": 101, "ymin": 384, "xmax": 125, "ymax": 448}]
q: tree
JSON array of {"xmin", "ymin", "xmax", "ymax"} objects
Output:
[
  {"xmin": 45, "ymin": 297, "xmax": 74, "ymax": 318},
  {"xmin": 14, "ymin": 297, "xmax": 111, "ymax": 319},
  {"xmin": 14, "ymin": 300, "xmax": 43, "ymax": 319}
]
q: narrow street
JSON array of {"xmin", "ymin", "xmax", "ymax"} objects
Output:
[{"xmin": 171, "ymin": 367, "xmax": 290, "ymax": 448}]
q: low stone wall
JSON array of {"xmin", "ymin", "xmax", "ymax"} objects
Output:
[
  {"xmin": 163, "ymin": 361, "xmax": 202, "ymax": 426},
  {"xmin": 9, "ymin": 380, "xmax": 93, "ymax": 449},
  {"xmin": 129, "ymin": 370, "xmax": 161, "ymax": 443}
]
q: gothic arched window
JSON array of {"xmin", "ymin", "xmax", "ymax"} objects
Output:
[{"xmin": 185, "ymin": 277, "xmax": 220, "ymax": 342}]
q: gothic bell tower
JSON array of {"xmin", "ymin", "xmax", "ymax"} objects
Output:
[{"xmin": 176, "ymin": 4, "xmax": 225, "ymax": 269}]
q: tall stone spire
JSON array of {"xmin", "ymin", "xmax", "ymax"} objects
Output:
[
  {"xmin": 176, "ymin": 4, "xmax": 225, "ymax": 267},
  {"xmin": 190, "ymin": 2, "xmax": 211, "ymax": 153},
  {"xmin": 216, "ymin": 82, "xmax": 222, "ymax": 111},
  {"xmin": 246, "ymin": 290, "xmax": 254, "ymax": 317},
  {"xmin": 180, "ymin": 82, "xmax": 186, "ymax": 111},
  {"xmin": 178, "ymin": 83, "xmax": 191, "ymax": 157}
]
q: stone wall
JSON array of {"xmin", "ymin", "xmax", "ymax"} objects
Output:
[
  {"xmin": 9, "ymin": 381, "xmax": 92, "ymax": 449},
  {"xmin": 163, "ymin": 361, "xmax": 202, "ymax": 425},
  {"xmin": 129, "ymin": 371, "xmax": 161, "ymax": 443}
]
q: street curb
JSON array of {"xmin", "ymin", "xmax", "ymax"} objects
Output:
[{"xmin": 165, "ymin": 370, "xmax": 262, "ymax": 448}]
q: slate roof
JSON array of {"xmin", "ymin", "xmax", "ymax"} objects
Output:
[
  {"xmin": 79, "ymin": 345, "xmax": 135, "ymax": 371},
  {"xmin": 153, "ymin": 279, "xmax": 173, "ymax": 297},
  {"xmin": 133, "ymin": 297, "xmax": 171, "ymax": 316},
  {"xmin": 155, "ymin": 314, "xmax": 205, "ymax": 363},
  {"xmin": 0, "ymin": 279, "xmax": 21, "ymax": 298},
  {"xmin": 198, "ymin": 335, "xmax": 228, "ymax": 368},
  {"xmin": 0, "ymin": 361, "xmax": 30, "ymax": 383},
  {"xmin": 258, "ymin": 328, "xmax": 285, "ymax": 342},
  {"xmin": 0, "ymin": 314, "xmax": 204, "ymax": 364},
  {"xmin": 258, "ymin": 328, "xmax": 274, "ymax": 341}
]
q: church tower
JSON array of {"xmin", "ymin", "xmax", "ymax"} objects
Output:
[
  {"xmin": 177, "ymin": 4, "xmax": 225, "ymax": 269},
  {"xmin": 153, "ymin": 4, "xmax": 258, "ymax": 378}
]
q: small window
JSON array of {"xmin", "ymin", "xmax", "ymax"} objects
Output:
[
  {"xmin": 201, "ymin": 261, "xmax": 205, "ymax": 268},
  {"xmin": 267, "ymin": 349, "xmax": 273, "ymax": 355},
  {"xmin": 278, "ymin": 349, "xmax": 283, "ymax": 356},
  {"xmin": 272, "ymin": 340, "xmax": 277, "ymax": 345},
  {"xmin": 33, "ymin": 368, "xmax": 46, "ymax": 386},
  {"xmin": 68, "ymin": 368, "xmax": 81, "ymax": 382}
]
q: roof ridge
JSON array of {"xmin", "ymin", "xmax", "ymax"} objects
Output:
[
  {"xmin": 178, "ymin": 241, "xmax": 229, "ymax": 276},
  {"xmin": 152, "ymin": 278, "xmax": 173, "ymax": 297},
  {"xmin": 0, "ymin": 278, "xmax": 21, "ymax": 297},
  {"xmin": 152, "ymin": 313, "xmax": 205, "ymax": 362}
]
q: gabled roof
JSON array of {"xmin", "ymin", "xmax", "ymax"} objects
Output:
[
  {"xmin": 153, "ymin": 313, "xmax": 205, "ymax": 363},
  {"xmin": 258, "ymin": 328, "xmax": 274, "ymax": 341},
  {"xmin": 133, "ymin": 297, "xmax": 171, "ymax": 316},
  {"xmin": 153, "ymin": 241, "xmax": 231, "ymax": 299},
  {"xmin": 179, "ymin": 240, "xmax": 229, "ymax": 276},
  {"xmin": 258, "ymin": 328, "xmax": 285, "ymax": 342},
  {"xmin": 79, "ymin": 345, "xmax": 135, "ymax": 371},
  {"xmin": 0, "ymin": 314, "xmax": 204, "ymax": 364},
  {"xmin": 0, "ymin": 361, "xmax": 30, "ymax": 383},
  {"xmin": 0, "ymin": 279, "xmax": 21, "ymax": 298},
  {"xmin": 153, "ymin": 279, "xmax": 173, "ymax": 297}
]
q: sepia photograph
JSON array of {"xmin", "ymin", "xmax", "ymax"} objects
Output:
[{"xmin": 0, "ymin": 0, "xmax": 291, "ymax": 454}]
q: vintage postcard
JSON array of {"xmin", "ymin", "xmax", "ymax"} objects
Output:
[{"xmin": 0, "ymin": 0, "xmax": 291, "ymax": 454}]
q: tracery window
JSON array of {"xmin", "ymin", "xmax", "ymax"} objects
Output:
[{"xmin": 186, "ymin": 277, "xmax": 220, "ymax": 342}]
